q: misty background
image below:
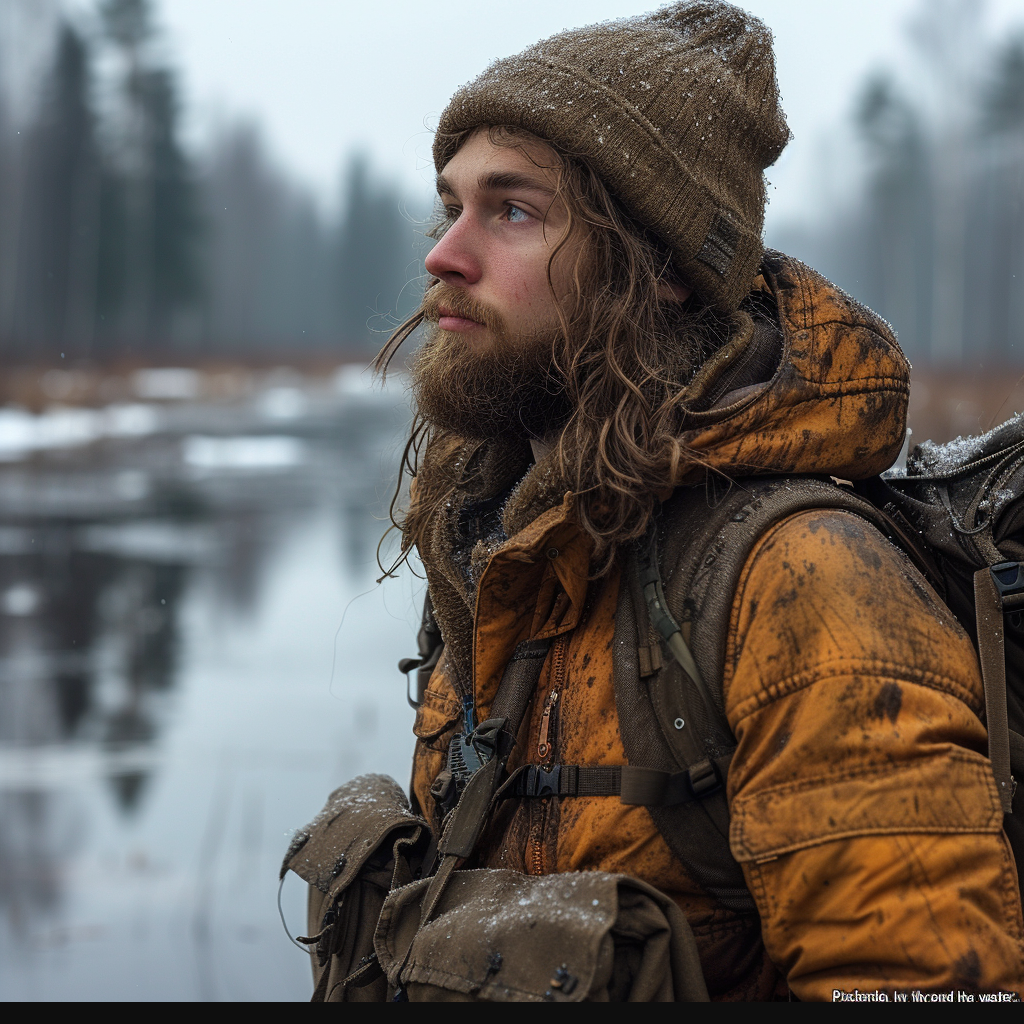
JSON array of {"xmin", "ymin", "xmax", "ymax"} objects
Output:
[
  {"xmin": 0, "ymin": 0, "xmax": 1020, "ymax": 364},
  {"xmin": 0, "ymin": 0, "xmax": 428, "ymax": 360},
  {"xmin": 775, "ymin": 5, "xmax": 1024, "ymax": 365}
]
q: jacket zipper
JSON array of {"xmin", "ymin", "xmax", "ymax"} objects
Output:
[{"xmin": 529, "ymin": 632, "xmax": 570, "ymax": 875}]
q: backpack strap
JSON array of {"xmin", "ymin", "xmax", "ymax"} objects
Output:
[
  {"xmin": 974, "ymin": 566, "xmax": 1018, "ymax": 813},
  {"xmin": 614, "ymin": 475, "xmax": 905, "ymax": 914},
  {"xmin": 496, "ymin": 756, "xmax": 732, "ymax": 803},
  {"xmin": 615, "ymin": 539, "xmax": 754, "ymax": 914}
]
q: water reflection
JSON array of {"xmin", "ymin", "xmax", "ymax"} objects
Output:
[{"xmin": 0, "ymin": 367, "xmax": 419, "ymax": 1000}]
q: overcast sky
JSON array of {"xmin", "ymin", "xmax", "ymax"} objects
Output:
[{"xmin": 90, "ymin": 0, "xmax": 1024, "ymax": 227}]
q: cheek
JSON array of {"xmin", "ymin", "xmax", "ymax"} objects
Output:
[{"xmin": 489, "ymin": 250, "xmax": 558, "ymax": 314}]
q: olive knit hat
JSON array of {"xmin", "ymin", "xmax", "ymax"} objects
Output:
[{"xmin": 433, "ymin": 1, "xmax": 790, "ymax": 313}]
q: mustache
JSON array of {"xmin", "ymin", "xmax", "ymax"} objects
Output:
[{"xmin": 421, "ymin": 282, "xmax": 507, "ymax": 337}]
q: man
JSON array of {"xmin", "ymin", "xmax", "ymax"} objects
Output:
[{"xmin": 379, "ymin": 1, "xmax": 1024, "ymax": 1000}]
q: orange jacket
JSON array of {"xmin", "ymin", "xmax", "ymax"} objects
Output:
[{"xmin": 409, "ymin": 255, "xmax": 1024, "ymax": 1000}]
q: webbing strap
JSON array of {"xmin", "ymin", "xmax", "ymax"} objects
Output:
[
  {"xmin": 621, "ymin": 759, "xmax": 726, "ymax": 805},
  {"xmin": 974, "ymin": 568, "xmax": 1015, "ymax": 814},
  {"xmin": 615, "ymin": 546, "xmax": 755, "ymax": 915},
  {"xmin": 500, "ymin": 755, "xmax": 731, "ymax": 805},
  {"xmin": 637, "ymin": 532, "xmax": 716, "ymax": 716},
  {"xmin": 489, "ymin": 639, "xmax": 553, "ymax": 725},
  {"xmin": 417, "ymin": 636, "xmax": 553, "ymax": 930},
  {"xmin": 503, "ymin": 764, "xmax": 622, "ymax": 799}
]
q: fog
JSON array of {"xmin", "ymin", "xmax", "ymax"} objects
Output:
[
  {"xmin": 0, "ymin": 0, "xmax": 1019, "ymax": 362},
  {"xmin": 0, "ymin": 0, "xmax": 427, "ymax": 357}
]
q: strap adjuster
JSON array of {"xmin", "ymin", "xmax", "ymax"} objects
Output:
[
  {"xmin": 991, "ymin": 562, "xmax": 1024, "ymax": 596},
  {"xmin": 991, "ymin": 562, "xmax": 1024, "ymax": 610},
  {"xmin": 687, "ymin": 759, "xmax": 722, "ymax": 799}
]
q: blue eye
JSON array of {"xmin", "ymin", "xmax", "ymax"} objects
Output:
[{"xmin": 506, "ymin": 205, "xmax": 528, "ymax": 223}]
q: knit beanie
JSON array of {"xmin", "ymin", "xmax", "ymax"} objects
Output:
[{"xmin": 433, "ymin": 2, "xmax": 790, "ymax": 313}]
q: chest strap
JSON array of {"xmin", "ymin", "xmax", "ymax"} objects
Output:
[{"xmin": 501, "ymin": 754, "xmax": 731, "ymax": 805}]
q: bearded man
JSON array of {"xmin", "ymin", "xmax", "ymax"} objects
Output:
[{"xmin": 375, "ymin": 1, "xmax": 1024, "ymax": 1001}]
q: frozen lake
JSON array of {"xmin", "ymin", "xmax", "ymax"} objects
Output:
[{"xmin": 0, "ymin": 367, "xmax": 422, "ymax": 1001}]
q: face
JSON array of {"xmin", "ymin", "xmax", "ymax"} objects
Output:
[
  {"xmin": 412, "ymin": 130, "xmax": 579, "ymax": 441},
  {"xmin": 423, "ymin": 129, "xmax": 577, "ymax": 353}
]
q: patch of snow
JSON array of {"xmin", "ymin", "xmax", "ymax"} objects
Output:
[
  {"xmin": 182, "ymin": 435, "xmax": 305, "ymax": 471},
  {"xmin": 78, "ymin": 521, "xmax": 218, "ymax": 564},
  {"xmin": 258, "ymin": 387, "xmax": 307, "ymax": 421},
  {"xmin": 0, "ymin": 403, "xmax": 162, "ymax": 461},
  {"xmin": 906, "ymin": 412, "xmax": 1024, "ymax": 479},
  {"xmin": 105, "ymin": 403, "xmax": 159, "ymax": 437},
  {"xmin": 2, "ymin": 583, "xmax": 40, "ymax": 616},
  {"xmin": 333, "ymin": 365, "xmax": 373, "ymax": 396},
  {"xmin": 133, "ymin": 368, "xmax": 201, "ymax": 400}
]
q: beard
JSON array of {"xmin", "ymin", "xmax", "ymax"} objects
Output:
[{"xmin": 411, "ymin": 284, "xmax": 571, "ymax": 442}]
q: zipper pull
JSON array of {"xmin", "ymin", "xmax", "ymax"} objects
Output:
[{"xmin": 537, "ymin": 691, "xmax": 559, "ymax": 760}]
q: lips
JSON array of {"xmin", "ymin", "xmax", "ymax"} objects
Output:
[
  {"xmin": 422, "ymin": 283, "xmax": 493, "ymax": 333},
  {"xmin": 437, "ymin": 306, "xmax": 484, "ymax": 331},
  {"xmin": 438, "ymin": 306, "xmax": 479, "ymax": 323}
]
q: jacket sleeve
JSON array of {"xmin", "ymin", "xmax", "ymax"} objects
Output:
[{"xmin": 723, "ymin": 508, "xmax": 1024, "ymax": 1000}]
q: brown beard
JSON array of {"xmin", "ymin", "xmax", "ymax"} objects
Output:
[{"xmin": 412, "ymin": 284, "xmax": 570, "ymax": 441}]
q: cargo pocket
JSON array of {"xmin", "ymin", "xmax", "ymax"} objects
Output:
[
  {"xmin": 280, "ymin": 773, "xmax": 431, "ymax": 1002},
  {"xmin": 373, "ymin": 868, "xmax": 709, "ymax": 1002},
  {"xmin": 729, "ymin": 750, "xmax": 1003, "ymax": 863}
]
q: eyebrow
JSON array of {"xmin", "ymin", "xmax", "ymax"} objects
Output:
[{"xmin": 435, "ymin": 170, "xmax": 557, "ymax": 199}]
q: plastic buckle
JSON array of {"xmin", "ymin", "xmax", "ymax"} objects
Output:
[
  {"xmin": 990, "ymin": 562, "xmax": 1024, "ymax": 598},
  {"xmin": 687, "ymin": 759, "xmax": 722, "ymax": 800},
  {"xmin": 522, "ymin": 764, "xmax": 561, "ymax": 797}
]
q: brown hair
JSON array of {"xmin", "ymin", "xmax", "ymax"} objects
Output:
[{"xmin": 376, "ymin": 126, "xmax": 740, "ymax": 577}]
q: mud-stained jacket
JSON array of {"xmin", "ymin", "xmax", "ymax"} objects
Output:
[{"xmin": 408, "ymin": 253, "xmax": 1024, "ymax": 1001}]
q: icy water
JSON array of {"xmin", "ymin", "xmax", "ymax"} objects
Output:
[{"xmin": 0, "ymin": 368, "xmax": 422, "ymax": 1001}]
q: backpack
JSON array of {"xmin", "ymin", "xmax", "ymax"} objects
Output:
[
  {"xmin": 403, "ymin": 415, "xmax": 1024, "ymax": 915},
  {"xmin": 861, "ymin": 416, "xmax": 1024, "ymax": 876},
  {"xmin": 611, "ymin": 419, "xmax": 1024, "ymax": 912}
]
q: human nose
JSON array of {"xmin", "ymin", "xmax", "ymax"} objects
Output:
[{"xmin": 423, "ymin": 214, "xmax": 482, "ymax": 286}]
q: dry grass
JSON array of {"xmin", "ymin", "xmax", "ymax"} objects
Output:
[
  {"xmin": 907, "ymin": 367, "xmax": 1024, "ymax": 447},
  {"xmin": 0, "ymin": 358, "xmax": 365, "ymax": 411}
]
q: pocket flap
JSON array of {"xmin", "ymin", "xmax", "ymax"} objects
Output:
[
  {"xmin": 280, "ymin": 774, "xmax": 429, "ymax": 896},
  {"xmin": 729, "ymin": 751, "xmax": 1003, "ymax": 863},
  {"xmin": 376, "ymin": 869, "xmax": 621, "ymax": 1001}
]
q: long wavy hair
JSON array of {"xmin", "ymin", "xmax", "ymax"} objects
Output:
[{"xmin": 376, "ymin": 126, "xmax": 740, "ymax": 576}]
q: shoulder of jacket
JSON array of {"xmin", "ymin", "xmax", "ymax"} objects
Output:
[
  {"xmin": 732, "ymin": 505, "xmax": 973, "ymax": 664},
  {"xmin": 653, "ymin": 478, "xmax": 916, "ymax": 706},
  {"xmin": 735, "ymin": 503, "xmax": 935, "ymax": 606},
  {"xmin": 725, "ymin": 501, "xmax": 982, "ymax": 721},
  {"xmin": 742, "ymin": 504, "xmax": 898, "ymax": 563}
]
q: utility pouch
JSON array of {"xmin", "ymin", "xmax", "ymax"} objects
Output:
[
  {"xmin": 286, "ymin": 638, "xmax": 707, "ymax": 1002},
  {"xmin": 373, "ymin": 868, "xmax": 709, "ymax": 1002},
  {"xmin": 280, "ymin": 773, "xmax": 431, "ymax": 1002}
]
